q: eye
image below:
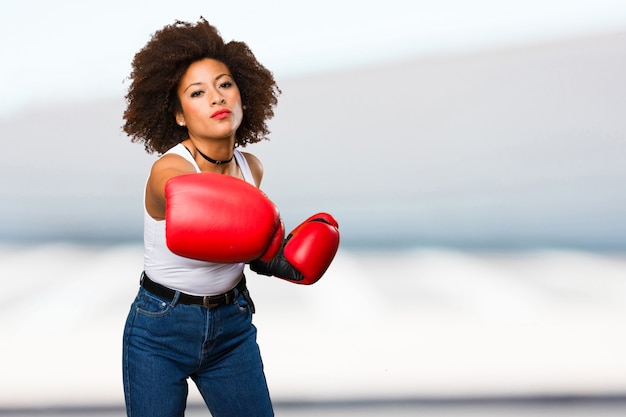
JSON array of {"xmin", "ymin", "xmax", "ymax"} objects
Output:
[
  {"xmin": 190, "ymin": 90, "xmax": 204, "ymax": 98},
  {"xmin": 219, "ymin": 81, "xmax": 233, "ymax": 89}
]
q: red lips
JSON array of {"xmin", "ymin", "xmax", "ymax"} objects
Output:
[{"xmin": 211, "ymin": 109, "xmax": 231, "ymax": 119}]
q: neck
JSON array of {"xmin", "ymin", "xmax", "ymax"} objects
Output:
[{"xmin": 195, "ymin": 147, "xmax": 234, "ymax": 165}]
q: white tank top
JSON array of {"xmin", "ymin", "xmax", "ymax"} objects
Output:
[{"xmin": 143, "ymin": 144, "xmax": 255, "ymax": 296}]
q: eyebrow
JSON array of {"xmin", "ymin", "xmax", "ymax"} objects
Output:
[{"xmin": 183, "ymin": 73, "xmax": 232, "ymax": 92}]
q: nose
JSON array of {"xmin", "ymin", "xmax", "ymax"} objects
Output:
[{"xmin": 212, "ymin": 97, "xmax": 226, "ymax": 106}]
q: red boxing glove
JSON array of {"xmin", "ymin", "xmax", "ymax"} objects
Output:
[
  {"xmin": 165, "ymin": 173, "xmax": 284, "ymax": 263},
  {"xmin": 250, "ymin": 212, "xmax": 340, "ymax": 285}
]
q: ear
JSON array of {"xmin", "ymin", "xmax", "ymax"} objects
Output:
[{"xmin": 175, "ymin": 112, "xmax": 186, "ymax": 127}]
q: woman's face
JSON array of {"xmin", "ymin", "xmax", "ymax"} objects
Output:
[{"xmin": 176, "ymin": 58, "xmax": 243, "ymax": 141}]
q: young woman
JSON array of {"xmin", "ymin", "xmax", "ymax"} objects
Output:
[
  {"xmin": 121, "ymin": 19, "xmax": 279, "ymax": 417},
  {"xmin": 122, "ymin": 18, "xmax": 339, "ymax": 417}
]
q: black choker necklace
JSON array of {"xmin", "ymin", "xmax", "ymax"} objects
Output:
[{"xmin": 195, "ymin": 148, "xmax": 234, "ymax": 165}]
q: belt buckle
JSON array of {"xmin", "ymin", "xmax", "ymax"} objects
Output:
[
  {"xmin": 202, "ymin": 290, "xmax": 234, "ymax": 309},
  {"xmin": 203, "ymin": 296, "xmax": 220, "ymax": 309}
]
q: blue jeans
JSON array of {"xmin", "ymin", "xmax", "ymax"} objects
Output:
[{"xmin": 123, "ymin": 284, "xmax": 273, "ymax": 417}]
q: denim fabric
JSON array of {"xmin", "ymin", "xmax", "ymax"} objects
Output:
[{"xmin": 123, "ymin": 285, "xmax": 273, "ymax": 417}]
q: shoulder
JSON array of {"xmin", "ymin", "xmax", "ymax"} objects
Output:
[
  {"xmin": 240, "ymin": 151, "xmax": 264, "ymax": 187},
  {"xmin": 151, "ymin": 152, "xmax": 195, "ymax": 176},
  {"xmin": 145, "ymin": 152, "xmax": 197, "ymax": 220}
]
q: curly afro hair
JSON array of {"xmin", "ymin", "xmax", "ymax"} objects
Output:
[{"xmin": 123, "ymin": 18, "xmax": 280, "ymax": 154}]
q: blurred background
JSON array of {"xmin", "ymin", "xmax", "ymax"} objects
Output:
[{"xmin": 1, "ymin": 0, "xmax": 626, "ymax": 415}]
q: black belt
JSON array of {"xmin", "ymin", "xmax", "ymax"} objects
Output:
[{"xmin": 140, "ymin": 271, "xmax": 247, "ymax": 309}]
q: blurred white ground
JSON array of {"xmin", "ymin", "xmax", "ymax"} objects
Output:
[{"xmin": 1, "ymin": 244, "xmax": 625, "ymax": 409}]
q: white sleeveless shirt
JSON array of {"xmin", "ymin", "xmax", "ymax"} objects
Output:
[{"xmin": 143, "ymin": 144, "xmax": 255, "ymax": 296}]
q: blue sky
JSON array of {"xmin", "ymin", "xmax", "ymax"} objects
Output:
[{"xmin": 2, "ymin": 0, "xmax": 626, "ymax": 117}]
